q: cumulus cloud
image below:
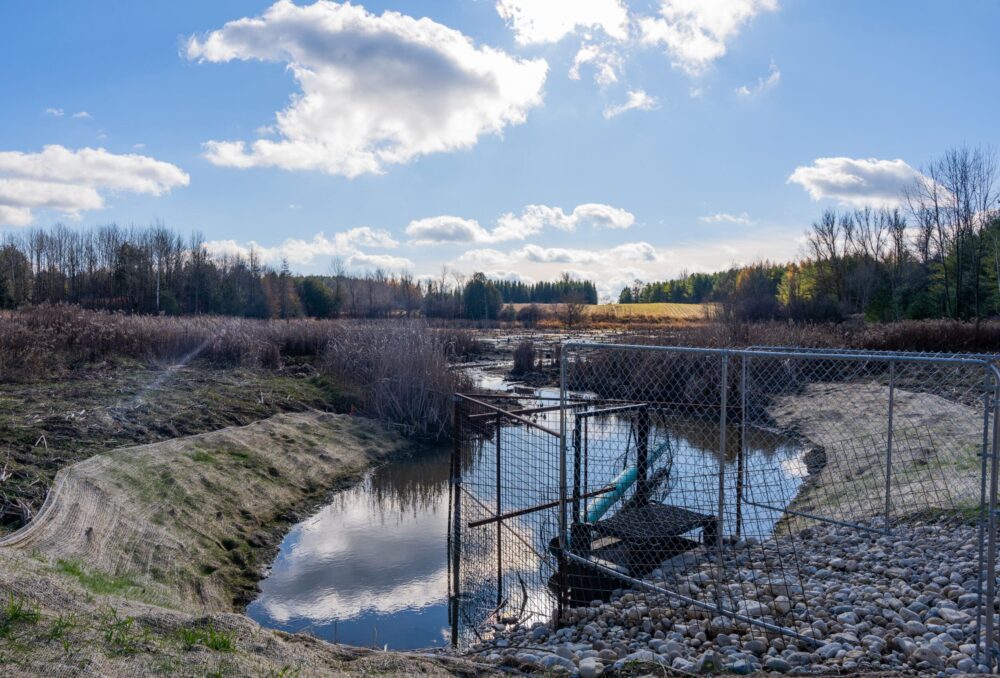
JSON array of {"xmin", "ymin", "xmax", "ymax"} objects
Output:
[
  {"xmin": 454, "ymin": 226, "xmax": 806, "ymax": 301},
  {"xmin": 186, "ymin": 0, "xmax": 547, "ymax": 177},
  {"xmin": 639, "ymin": 0, "xmax": 779, "ymax": 74},
  {"xmin": 603, "ymin": 89, "xmax": 659, "ymax": 119},
  {"xmin": 44, "ymin": 108, "xmax": 64, "ymax": 117},
  {"xmin": 569, "ymin": 42, "xmax": 623, "ymax": 87},
  {"xmin": 0, "ymin": 145, "xmax": 189, "ymax": 226},
  {"xmin": 700, "ymin": 212, "xmax": 754, "ymax": 225},
  {"xmin": 406, "ymin": 203, "xmax": 635, "ymax": 244},
  {"xmin": 736, "ymin": 60, "xmax": 780, "ymax": 96},
  {"xmin": 496, "ymin": 0, "xmax": 629, "ymax": 44},
  {"xmin": 346, "ymin": 252, "xmax": 414, "ymax": 270},
  {"xmin": 204, "ymin": 227, "xmax": 399, "ymax": 267},
  {"xmin": 72, "ymin": 111, "xmax": 93, "ymax": 119},
  {"xmin": 787, "ymin": 157, "xmax": 924, "ymax": 207},
  {"xmin": 460, "ymin": 241, "xmax": 660, "ymax": 266},
  {"xmin": 405, "ymin": 216, "xmax": 492, "ymax": 245},
  {"xmin": 456, "ymin": 241, "xmax": 666, "ymax": 300}
]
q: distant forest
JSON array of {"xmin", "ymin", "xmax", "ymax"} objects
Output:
[
  {"xmin": 0, "ymin": 224, "xmax": 596, "ymax": 320},
  {"xmin": 622, "ymin": 146, "xmax": 1000, "ymax": 321}
]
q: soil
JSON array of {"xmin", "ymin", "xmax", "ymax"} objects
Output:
[
  {"xmin": 768, "ymin": 381, "xmax": 985, "ymax": 529},
  {"xmin": 0, "ymin": 361, "xmax": 340, "ymax": 533}
]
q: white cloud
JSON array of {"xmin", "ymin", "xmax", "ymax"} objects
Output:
[
  {"xmin": 787, "ymin": 157, "xmax": 924, "ymax": 208},
  {"xmin": 205, "ymin": 227, "xmax": 399, "ymax": 266},
  {"xmin": 639, "ymin": 0, "xmax": 778, "ymax": 74},
  {"xmin": 736, "ymin": 60, "xmax": 780, "ymax": 96},
  {"xmin": 603, "ymin": 89, "xmax": 659, "ymax": 119},
  {"xmin": 346, "ymin": 252, "xmax": 414, "ymax": 270},
  {"xmin": 456, "ymin": 241, "xmax": 666, "ymax": 300},
  {"xmin": 407, "ymin": 203, "xmax": 634, "ymax": 244},
  {"xmin": 457, "ymin": 248, "xmax": 512, "ymax": 268},
  {"xmin": 453, "ymin": 227, "xmax": 806, "ymax": 301},
  {"xmin": 0, "ymin": 206, "xmax": 32, "ymax": 227},
  {"xmin": 72, "ymin": 111, "xmax": 92, "ymax": 119},
  {"xmin": 700, "ymin": 212, "xmax": 754, "ymax": 225},
  {"xmin": 484, "ymin": 270, "xmax": 535, "ymax": 284},
  {"xmin": 0, "ymin": 145, "xmax": 189, "ymax": 226},
  {"xmin": 406, "ymin": 216, "xmax": 492, "ymax": 244},
  {"xmin": 496, "ymin": 0, "xmax": 629, "ymax": 44},
  {"xmin": 187, "ymin": 0, "xmax": 547, "ymax": 177},
  {"xmin": 461, "ymin": 241, "xmax": 660, "ymax": 266},
  {"xmin": 569, "ymin": 42, "xmax": 623, "ymax": 87},
  {"xmin": 44, "ymin": 108, "xmax": 64, "ymax": 117}
]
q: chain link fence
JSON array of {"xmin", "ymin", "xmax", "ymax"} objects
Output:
[{"xmin": 450, "ymin": 344, "xmax": 1000, "ymax": 672}]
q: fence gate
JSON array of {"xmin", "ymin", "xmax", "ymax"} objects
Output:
[{"xmin": 450, "ymin": 344, "xmax": 1000, "ymax": 672}]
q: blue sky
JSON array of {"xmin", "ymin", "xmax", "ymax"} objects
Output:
[{"xmin": 1, "ymin": 0, "xmax": 998, "ymax": 298}]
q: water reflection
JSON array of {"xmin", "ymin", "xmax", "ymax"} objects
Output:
[
  {"xmin": 247, "ymin": 446, "xmax": 455, "ymax": 649},
  {"xmin": 250, "ymin": 372, "xmax": 807, "ymax": 651}
]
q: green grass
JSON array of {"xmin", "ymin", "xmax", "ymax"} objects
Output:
[
  {"xmin": 56, "ymin": 559, "xmax": 138, "ymax": 597},
  {"xmin": 177, "ymin": 624, "xmax": 235, "ymax": 652},
  {"xmin": 101, "ymin": 608, "xmax": 149, "ymax": 656},
  {"xmin": 0, "ymin": 594, "xmax": 40, "ymax": 637},
  {"xmin": 46, "ymin": 613, "xmax": 77, "ymax": 641}
]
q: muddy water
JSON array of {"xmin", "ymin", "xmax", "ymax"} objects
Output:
[{"xmin": 249, "ymin": 366, "xmax": 807, "ymax": 650}]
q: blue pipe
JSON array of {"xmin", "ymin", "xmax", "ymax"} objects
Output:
[{"xmin": 584, "ymin": 439, "xmax": 671, "ymax": 523}]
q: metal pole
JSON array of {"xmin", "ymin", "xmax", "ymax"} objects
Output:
[
  {"xmin": 495, "ymin": 411, "xmax": 503, "ymax": 610},
  {"xmin": 736, "ymin": 355, "xmax": 747, "ymax": 540},
  {"xmin": 449, "ymin": 396, "xmax": 463, "ymax": 647},
  {"xmin": 715, "ymin": 353, "xmax": 729, "ymax": 614},
  {"xmin": 984, "ymin": 375, "xmax": 1000, "ymax": 670},
  {"xmin": 635, "ymin": 405, "xmax": 650, "ymax": 506},
  {"xmin": 557, "ymin": 344, "xmax": 569, "ymax": 626},
  {"xmin": 572, "ymin": 417, "xmax": 582, "ymax": 523},
  {"xmin": 976, "ymin": 373, "xmax": 992, "ymax": 666},
  {"xmin": 884, "ymin": 360, "xmax": 896, "ymax": 535}
]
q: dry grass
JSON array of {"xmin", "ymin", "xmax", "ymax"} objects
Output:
[
  {"xmin": 0, "ymin": 306, "xmax": 473, "ymax": 438},
  {"xmin": 587, "ymin": 302, "xmax": 713, "ymax": 321},
  {"xmin": 503, "ymin": 302, "xmax": 712, "ymax": 325},
  {"xmin": 321, "ymin": 323, "xmax": 471, "ymax": 438}
]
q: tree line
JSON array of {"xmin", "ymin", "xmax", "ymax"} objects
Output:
[
  {"xmin": 493, "ymin": 278, "xmax": 598, "ymax": 305},
  {"xmin": 620, "ymin": 146, "xmax": 1000, "ymax": 322},
  {"xmin": 0, "ymin": 224, "xmax": 598, "ymax": 320}
]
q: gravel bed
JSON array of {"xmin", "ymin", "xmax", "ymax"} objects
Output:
[{"xmin": 469, "ymin": 519, "xmax": 994, "ymax": 675}]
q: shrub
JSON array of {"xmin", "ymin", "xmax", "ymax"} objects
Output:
[
  {"xmin": 511, "ymin": 341, "xmax": 536, "ymax": 375},
  {"xmin": 320, "ymin": 322, "xmax": 470, "ymax": 438}
]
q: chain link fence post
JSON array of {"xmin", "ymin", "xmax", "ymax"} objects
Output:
[
  {"xmin": 715, "ymin": 351, "xmax": 729, "ymax": 614},
  {"xmin": 884, "ymin": 359, "xmax": 895, "ymax": 535}
]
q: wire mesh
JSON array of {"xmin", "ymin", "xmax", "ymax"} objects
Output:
[{"xmin": 451, "ymin": 345, "xmax": 1000, "ymax": 673}]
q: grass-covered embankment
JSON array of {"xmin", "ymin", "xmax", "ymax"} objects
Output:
[{"xmin": 0, "ymin": 412, "xmax": 494, "ymax": 676}]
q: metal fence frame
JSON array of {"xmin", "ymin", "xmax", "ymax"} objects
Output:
[{"xmin": 451, "ymin": 343, "xmax": 1000, "ymax": 669}]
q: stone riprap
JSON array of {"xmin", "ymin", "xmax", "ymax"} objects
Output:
[{"xmin": 469, "ymin": 519, "xmax": 993, "ymax": 675}]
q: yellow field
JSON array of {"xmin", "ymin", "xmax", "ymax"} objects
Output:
[
  {"xmin": 587, "ymin": 302, "xmax": 712, "ymax": 319},
  {"xmin": 506, "ymin": 302, "xmax": 712, "ymax": 320}
]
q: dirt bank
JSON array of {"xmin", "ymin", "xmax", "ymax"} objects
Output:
[
  {"xmin": 0, "ymin": 411, "xmax": 496, "ymax": 676},
  {"xmin": 768, "ymin": 382, "xmax": 985, "ymax": 529},
  {"xmin": 0, "ymin": 363, "xmax": 341, "ymax": 533}
]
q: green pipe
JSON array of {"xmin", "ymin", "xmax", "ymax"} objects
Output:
[{"xmin": 584, "ymin": 439, "xmax": 671, "ymax": 523}]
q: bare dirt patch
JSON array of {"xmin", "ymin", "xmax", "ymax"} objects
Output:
[
  {"xmin": 769, "ymin": 381, "xmax": 985, "ymax": 528},
  {"xmin": 0, "ymin": 363, "xmax": 338, "ymax": 533}
]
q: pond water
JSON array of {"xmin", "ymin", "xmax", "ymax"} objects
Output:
[{"xmin": 248, "ymin": 367, "xmax": 807, "ymax": 650}]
